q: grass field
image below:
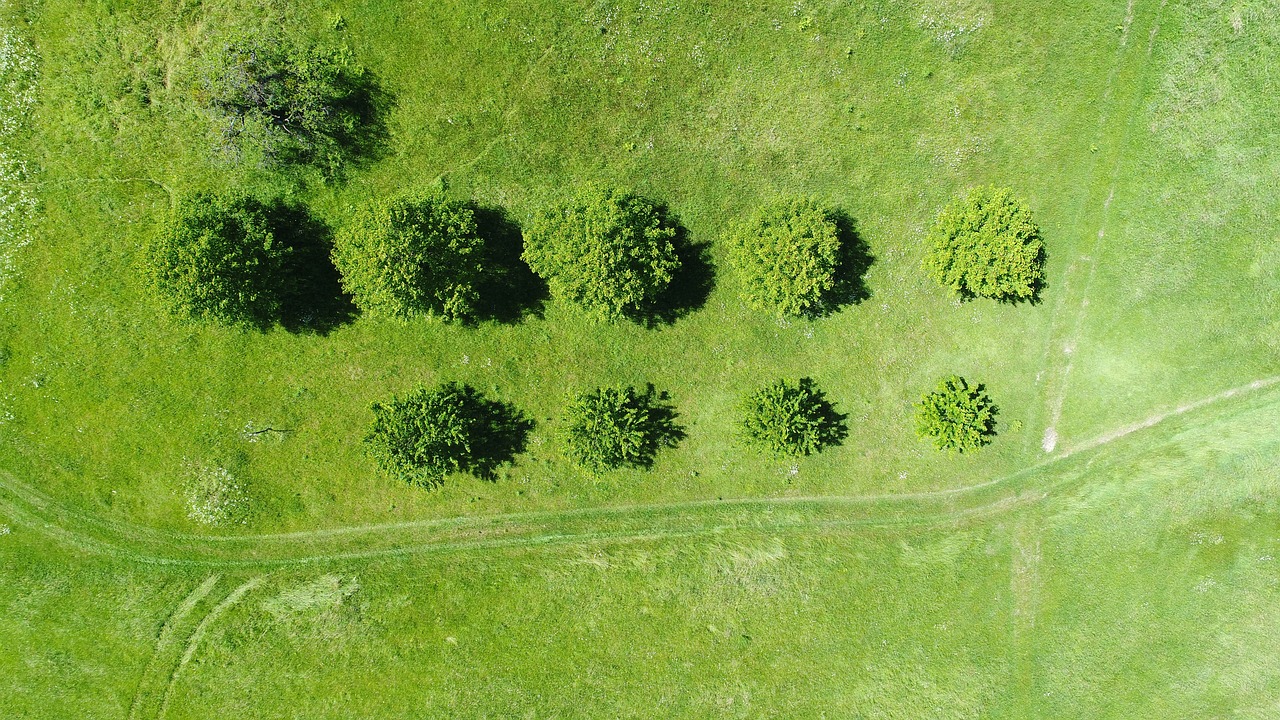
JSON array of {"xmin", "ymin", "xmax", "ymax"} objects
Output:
[{"xmin": 2, "ymin": 0, "xmax": 1279, "ymax": 716}]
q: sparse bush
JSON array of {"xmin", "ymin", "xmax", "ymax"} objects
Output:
[
  {"xmin": 332, "ymin": 189, "xmax": 484, "ymax": 321},
  {"xmin": 523, "ymin": 184, "xmax": 679, "ymax": 320},
  {"xmin": 365, "ymin": 382, "xmax": 532, "ymax": 484},
  {"xmin": 725, "ymin": 197, "xmax": 842, "ymax": 318},
  {"xmin": 194, "ymin": 31, "xmax": 367, "ymax": 172},
  {"xmin": 562, "ymin": 384, "xmax": 684, "ymax": 472},
  {"xmin": 144, "ymin": 191, "xmax": 292, "ymax": 326},
  {"xmin": 914, "ymin": 375, "xmax": 998, "ymax": 452},
  {"xmin": 739, "ymin": 377, "xmax": 846, "ymax": 456},
  {"xmin": 183, "ymin": 462, "xmax": 251, "ymax": 526},
  {"xmin": 924, "ymin": 186, "xmax": 1045, "ymax": 302}
]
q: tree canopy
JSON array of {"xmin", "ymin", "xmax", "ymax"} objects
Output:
[
  {"xmin": 924, "ymin": 186, "xmax": 1045, "ymax": 302},
  {"xmin": 724, "ymin": 197, "xmax": 843, "ymax": 318},
  {"xmin": 561, "ymin": 385, "xmax": 684, "ymax": 472},
  {"xmin": 738, "ymin": 377, "xmax": 846, "ymax": 456},
  {"xmin": 914, "ymin": 375, "xmax": 998, "ymax": 452}
]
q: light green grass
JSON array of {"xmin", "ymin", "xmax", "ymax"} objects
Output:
[{"xmin": 1, "ymin": 0, "xmax": 1279, "ymax": 715}]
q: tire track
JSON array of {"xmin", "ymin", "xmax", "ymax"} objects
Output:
[
  {"xmin": 127, "ymin": 575, "xmax": 222, "ymax": 720},
  {"xmin": 2, "ymin": 374, "xmax": 1277, "ymax": 569}
]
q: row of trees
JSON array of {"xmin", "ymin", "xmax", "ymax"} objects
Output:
[
  {"xmin": 145, "ymin": 182, "xmax": 1043, "ymax": 328},
  {"xmin": 364, "ymin": 375, "xmax": 995, "ymax": 485}
]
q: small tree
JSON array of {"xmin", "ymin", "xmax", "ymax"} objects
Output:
[
  {"xmin": 365, "ymin": 382, "xmax": 532, "ymax": 485},
  {"xmin": 332, "ymin": 189, "xmax": 484, "ymax": 321},
  {"xmin": 914, "ymin": 375, "xmax": 998, "ymax": 452},
  {"xmin": 562, "ymin": 385, "xmax": 684, "ymax": 472},
  {"xmin": 194, "ymin": 31, "xmax": 366, "ymax": 172},
  {"xmin": 144, "ymin": 191, "xmax": 291, "ymax": 326},
  {"xmin": 924, "ymin": 186, "xmax": 1045, "ymax": 302},
  {"xmin": 739, "ymin": 377, "xmax": 846, "ymax": 456},
  {"xmin": 523, "ymin": 184, "xmax": 679, "ymax": 320},
  {"xmin": 725, "ymin": 197, "xmax": 842, "ymax": 318}
]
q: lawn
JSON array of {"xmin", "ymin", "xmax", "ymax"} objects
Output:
[{"xmin": 1, "ymin": 0, "xmax": 1278, "ymax": 715}]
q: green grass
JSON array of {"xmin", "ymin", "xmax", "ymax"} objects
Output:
[{"xmin": 2, "ymin": 0, "xmax": 1279, "ymax": 715}]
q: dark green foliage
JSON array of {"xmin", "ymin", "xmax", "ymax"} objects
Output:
[
  {"xmin": 725, "ymin": 197, "xmax": 843, "ymax": 317},
  {"xmin": 193, "ymin": 31, "xmax": 379, "ymax": 174},
  {"xmin": 332, "ymin": 189, "xmax": 485, "ymax": 321},
  {"xmin": 738, "ymin": 378, "xmax": 847, "ymax": 457},
  {"xmin": 914, "ymin": 375, "xmax": 998, "ymax": 452},
  {"xmin": 523, "ymin": 184, "xmax": 680, "ymax": 321},
  {"xmin": 924, "ymin": 186, "xmax": 1045, "ymax": 302},
  {"xmin": 144, "ymin": 191, "xmax": 292, "ymax": 327},
  {"xmin": 562, "ymin": 385, "xmax": 685, "ymax": 472},
  {"xmin": 365, "ymin": 382, "xmax": 533, "ymax": 485}
]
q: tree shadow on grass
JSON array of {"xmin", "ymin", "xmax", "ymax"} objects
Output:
[
  {"xmin": 802, "ymin": 377, "xmax": 850, "ymax": 454},
  {"xmin": 327, "ymin": 68, "xmax": 395, "ymax": 173},
  {"xmin": 633, "ymin": 206, "xmax": 716, "ymax": 327},
  {"xmin": 824, "ymin": 209, "xmax": 875, "ymax": 314},
  {"xmin": 470, "ymin": 204, "xmax": 548, "ymax": 324},
  {"xmin": 465, "ymin": 394, "xmax": 537, "ymax": 481},
  {"xmin": 266, "ymin": 202, "xmax": 358, "ymax": 335},
  {"xmin": 630, "ymin": 384, "xmax": 687, "ymax": 470}
]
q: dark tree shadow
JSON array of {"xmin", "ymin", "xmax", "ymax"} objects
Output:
[
  {"xmin": 630, "ymin": 384, "xmax": 688, "ymax": 470},
  {"xmin": 470, "ymin": 204, "xmax": 548, "ymax": 323},
  {"xmin": 328, "ymin": 68, "xmax": 394, "ymax": 172},
  {"xmin": 266, "ymin": 201, "xmax": 358, "ymax": 334},
  {"xmin": 823, "ymin": 210, "xmax": 875, "ymax": 314},
  {"xmin": 465, "ymin": 394, "xmax": 537, "ymax": 481},
  {"xmin": 797, "ymin": 377, "xmax": 849, "ymax": 455},
  {"xmin": 632, "ymin": 205, "xmax": 716, "ymax": 327}
]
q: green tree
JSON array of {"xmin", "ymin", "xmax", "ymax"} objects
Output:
[
  {"xmin": 725, "ymin": 197, "xmax": 842, "ymax": 318},
  {"xmin": 914, "ymin": 375, "xmax": 998, "ymax": 452},
  {"xmin": 365, "ymin": 382, "xmax": 532, "ymax": 485},
  {"xmin": 523, "ymin": 184, "xmax": 679, "ymax": 320},
  {"xmin": 738, "ymin": 377, "xmax": 846, "ymax": 456},
  {"xmin": 562, "ymin": 385, "xmax": 684, "ymax": 472},
  {"xmin": 332, "ymin": 189, "xmax": 484, "ymax": 321},
  {"xmin": 194, "ymin": 31, "xmax": 369, "ymax": 173},
  {"xmin": 144, "ymin": 191, "xmax": 291, "ymax": 327},
  {"xmin": 924, "ymin": 186, "xmax": 1045, "ymax": 302}
]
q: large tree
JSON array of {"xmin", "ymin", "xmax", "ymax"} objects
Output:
[
  {"xmin": 738, "ymin": 377, "xmax": 846, "ymax": 457},
  {"xmin": 561, "ymin": 385, "xmax": 684, "ymax": 472},
  {"xmin": 522, "ymin": 184, "xmax": 679, "ymax": 321},
  {"xmin": 144, "ymin": 191, "xmax": 291, "ymax": 327},
  {"xmin": 332, "ymin": 189, "xmax": 485, "ymax": 321},
  {"xmin": 725, "ymin": 197, "xmax": 843, "ymax": 318},
  {"xmin": 924, "ymin": 186, "xmax": 1045, "ymax": 302}
]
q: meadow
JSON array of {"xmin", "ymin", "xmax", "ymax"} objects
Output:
[{"xmin": 1, "ymin": 0, "xmax": 1279, "ymax": 715}]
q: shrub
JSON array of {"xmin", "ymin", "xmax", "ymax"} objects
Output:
[
  {"xmin": 725, "ymin": 197, "xmax": 842, "ymax": 317},
  {"xmin": 523, "ymin": 184, "xmax": 679, "ymax": 320},
  {"xmin": 194, "ymin": 31, "xmax": 367, "ymax": 172},
  {"xmin": 365, "ymin": 382, "xmax": 532, "ymax": 485},
  {"xmin": 914, "ymin": 375, "xmax": 998, "ymax": 452},
  {"xmin": 924, "ymin": 186, "xmax": 1045, "ymax": 302},
  {"xmin": 739, "ymin": 377, "xmax": 846, "ymax": 456},
  {"xmin": 332, "ymin": 189, "xmax": 484, "ymax": 321},
  {"xmin": 144, "ymin": 191, "xmax": 292, "ymax": 326},
  {"xmin": 562, "ymin": 385, "xmax": 684, "ymax": 472}
]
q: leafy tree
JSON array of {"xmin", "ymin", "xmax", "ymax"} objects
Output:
[
  {"xmin": 523, "ymin": 184, "xmax": 679, "ymax": 320},
  {"xmin": 332, "ymin": 189, "xmax": 484, "ymax": 321},
  {"xmin": 144, "ymin": 191, "xmax": 292, "ymax": 326},
  {"xmin": 924, "ymin": 186, "xmax": 1045, "ymax": 302},
  {"xmin": 562, "ymin": 385, "xmax": 684, "ymax": 472},
  {"xmin": 194, "ymin": 31, "xmax": 370, "ymax": 173},
  {"xmin": 739, "ymin": 377, "xmax": 846, "ymax": 456},
  {"xmin": 725, "ymin": 197, "xmax": 842, "ymax": 318},
  {"xmin": 365, "ymin": 382, "xmax": 532, "ymax": 485},
  {"xmin": 914, "ymin": 375, "xmax": 998, "ymax": 452}
]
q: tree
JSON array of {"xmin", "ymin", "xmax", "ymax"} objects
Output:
[
  {"xmin": 924, "ymin": 186, "xmax": 1045, "ymax": 302},
  {"xmin": 561, "ymin": 385, "xmax": 684, "ymax": 472},
  {"xmin": 522, "ymin": 184, "xmax": 679, "ymax": 320},
  {"xmin": 331, "ymin": 189, "xmax": 485, "ymax": 321},
  {"xmin": 738, "ymin": 377, "xmax": 846, "ymax": 457},
  {"xmin": 194, "ymin": 31, "xmax": 369, "ymax": 173},
  {"xmin": 724, "ymin": 197, "xmax": 842, "ymax": 318},
  {"xmin": 914, "ymin": 375, "xmax": 998, "ymax": 452},
  {"xmin": 144, "ymin": 191, "xmax": 292, "ymax": 326},
  {"xmin": 365, "ymin": 382, "xmax": 532, "ymax": 485}
]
